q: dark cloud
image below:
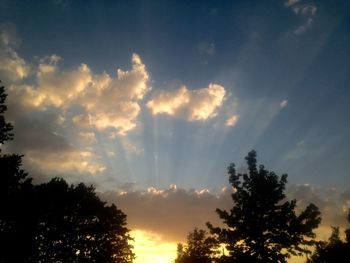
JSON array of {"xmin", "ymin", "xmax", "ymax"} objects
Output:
[
  {"xmin": 100, "ymin": 186, "xmax": 233, "ymax": 242},
  {"xmin": 97, "ymin": 184, "xmax": 350, "ymax": 243},
  {"xmin": 287, "ymin": 184, "xmax": 350, "ymax": 227}
]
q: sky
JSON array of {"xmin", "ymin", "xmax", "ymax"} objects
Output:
[{"xmin": 0, "ymin": 0, "xmax": 350, "ymax": 262}]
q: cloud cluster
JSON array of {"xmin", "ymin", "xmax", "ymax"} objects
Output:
[
  {"xmin": 101, "ymin": 185, "xmax": 233, "ymax": 242},
  {"xmin": 0, "ymin": 24, "xmax": 232, "ymax": 180},
  {"xmin": 285, "ymin": 0, "xmax": 317, "ymax": 34},
  {"xmin": 287, "ymin": 184, "xmax": 350, "ymax": 229},
  {"xmin": 10, "ymin": 53, "xmax": 150, "ymax": 135},
  {"xmin": 147, "ymin": 84, "xmax": 226, "ymax": 121},
  {"xmin": 98, "ymin": 183, "xmax": 350, "ymax": 245}
]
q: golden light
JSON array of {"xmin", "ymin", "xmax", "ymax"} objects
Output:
[{"xmin": 132, "ymin": 229, "xmax": 177, "ymax": 263}]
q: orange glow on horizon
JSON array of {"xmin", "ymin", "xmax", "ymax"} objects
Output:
[{"xmin": 132, "ymin": 229, "xmax": 177, "ymax": 263}]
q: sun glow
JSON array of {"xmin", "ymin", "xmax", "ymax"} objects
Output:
[{"xmin": 132, "ymin": 229, "xmax": 177, "ymax": 263}]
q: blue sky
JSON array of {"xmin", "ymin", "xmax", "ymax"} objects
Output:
[{"xmin": 1, "ymin": 0, "xmax": 350, "ymax": 261}]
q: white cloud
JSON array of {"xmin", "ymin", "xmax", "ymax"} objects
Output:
[
  {"xmin": 1, "ymin": 25, "xmax": 232, "ymax": 184},
  {"xmin": 76, "ymin": 53, "xmax": 149, "ymax": 135},
  {"xmin": 0, "ymin": 24, "xmax": 229, "ymax": 182},
  {"xmin": 7, "ymin": 51, "xmax": 150, "ymax": 136},
  {"xmin": 225, "ymin": 114, "xmax": 239, "ymax": 127},
  {"xmin": 280, "ymin": 100, "xmax": 288, "ymax": 108},
  {"xmin": 147, "ymin": 84, "xmax": 226, "ymax": 121},
  {"xmin": 36, "ymin": 55, "xmax": 92, "ymax": 108}
]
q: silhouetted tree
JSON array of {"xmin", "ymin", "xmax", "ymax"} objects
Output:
[
  {"xmin": 207, "ymin": 150, "xmax": 321, "ymax": 263},
  {"xmin": 0, "ymin": 81, "xmax": 35, "ymax": 262},
  {"xmin": 0, "ymin": 82, "xmax": 134, "ymax": 262},
  {"xmin": 0, "ymin": 81, "xmax": 13, "ymax": 145},
  {"xmin": 0, "ymin": 154, "xmax": 35, "ymax": 262},
  {"xmin": 308, "ymin": 209, "xmax": 350, "ymax": 263},
  {"xmin": 33, "ymin": 178, "xmax": 134, "ymax": 263},
  {"xmin": 175, "ymin": 228, "xmax": 219, "ymax": 263}
]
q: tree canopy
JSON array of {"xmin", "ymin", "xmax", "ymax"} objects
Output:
[
  {"xmin": 207, "ymin": 150, "xmax": 321, "ymax": 263},
  {"xmin": 175, "ymin": 228, "xmax": 219, "ymax": 263},
  {"xmin": 0, "ymin": 82, "xmax": 134, "ymax": 263},
  {"xmin": 308, "ymin": 210, "xmax": 350, "ymax": 263}
]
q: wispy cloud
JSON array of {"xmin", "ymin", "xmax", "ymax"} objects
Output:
[
  {"xmin": 284, "ymin": 0, "xmax": 300, "ymax": 7},
  {"xmin": 280, "ymin": 100, "xmax": 288, "ymax": 108},
  {"xmin": 284, "ymin": 0, "xmax": 317, "ymax": 35},
  {"xmin": 225, "ymin": 114, "xmax": 239, "ymax": 127}
]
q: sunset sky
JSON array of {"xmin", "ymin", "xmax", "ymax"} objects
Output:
[{"xmin": 1, "ymin": 0, "xmax": 350, "ymax": 262}]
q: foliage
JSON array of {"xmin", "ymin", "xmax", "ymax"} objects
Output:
[
  {"xmin": 207, "ymin": 150, "xmax": 321, "ymax": 263},
  {"xmin": 0, "ymin": 82, "xmax": 134, "ymax": 262},
  {"xmin": 0, "ymin": 81, "xmax": 34, "ymax": 262},
  {"xmin": 308, "ymin": 210, "xmax": 350, "ymax": 263},
  {"xmin": 0, "ymin": 82, "xmax": 13, "ymax": 145},
  {"xmin": 0, "ymin": 154, "xmax": 35, "ymax": 262},
  {"xmin": 33, "ymin": 178, "xmax": 134, "ymax": 263},
  {"xmin": 175, "ymin": 228, "xmax": 219, "ymax": 263}
]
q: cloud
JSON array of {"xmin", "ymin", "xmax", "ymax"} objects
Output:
[
  {"xmin": 72, "ymin": 114, "xmax": 92, "ymax": 128},
  {"xmin": 0, "ymin": 24, "xmax": 30, "ymax": 83},
  {"xmin": 147, "ymin": 84, "xmax": 226, "ymax": 121},
  {"xmin": 7, "ymin": 51, "xmax": 150, "ymax": 136},
  {"xmin": 3, "ymin": 115, "xmax": 105, "ymax": 180},
  {"xmin": 100, "ymin": 185, "xmax": 233, "ymax": 242},
  {"xmin": 292, "ymin": 4, "xmax": 317, "ymax": 16},
  {"xmin": 287, "ymin": 184, "xmax": 350, "ymax": 228},
  {"xmin": 0, "ymin": 25, "xmax": 144, "ymax": 178},
  {"xmin": 78, "ymin": 132, "xmax": 96, "ymax": 144},
  {"xmin": 98, "ymin": 183, "xmax": 350, "ymax": 247},
  {"xmin": 294, "ymin": 17, "xmax": 314, "ymax": 35},
  {"xmin": 284, "ymin": 0, "xmax": 300, "ymax": 7},
  {"xmin": 0, "ymin": 24, "xmax": 229, "ymax": 182},
  {"xmin": 284, "ymin": 0, "xmax": 317, "ymax": 35},
  {"xmin": 225, "ymin": 114, "xmax": 239, "ymax": 127},
  {"xmin": 280, "ymin": 100, "xmax": 288, "ymax": 108},
  {"xmin": 24, "ymin": 149, "xmax": 105, "ymax": 177},
  {"xmin": 35, "ymin": 55, "xmax": 92, "ymax": 108}
]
